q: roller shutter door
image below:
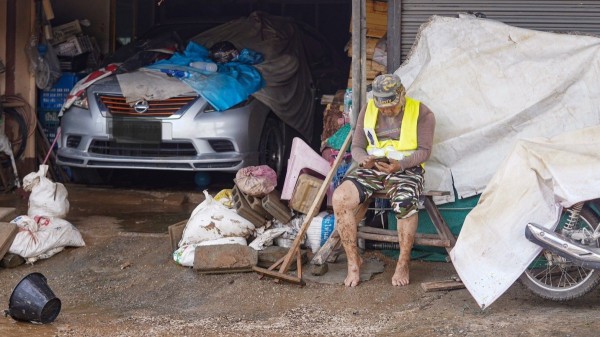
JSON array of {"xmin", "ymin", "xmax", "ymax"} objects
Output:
[{"xmin": 401, "ymin": 1, "xmax": 600, "ymax": 62}]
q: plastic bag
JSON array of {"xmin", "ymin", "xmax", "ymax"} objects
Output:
[
  {"xmin": 179, "ymin": 190, "xmax": 255, "ymax": 247},
  {"xmin": 234, "ymin": 165, "xmax": 277, "ymax": 197},
  {"xmin": 214, "ymin": 189, "xmax": 234, "ymax": 208},
  {"xmin": 9, "ymin": 215, "xmax": 85, "ymax": 260},
  {"xmin": 373, "ymin": 33, "xmax": 387, "ymax": 68},
  {"xmin": 23, "ymin": 165, "xmax": 70, "ymax": 218}
]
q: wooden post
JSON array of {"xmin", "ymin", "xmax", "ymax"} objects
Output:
[
  {"xmin": 350, "ymin": 0, "xmax": 366, "ymax": 128},
  {"xmin": 387, "ymin": 0, "xmax": 402, "ymax": 72}
]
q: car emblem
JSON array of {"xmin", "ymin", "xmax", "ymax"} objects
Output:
[{"xmin": 133, "ymin": 100, "xmax": 150, "ymax": 113}]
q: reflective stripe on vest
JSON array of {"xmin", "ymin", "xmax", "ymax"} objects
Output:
[{"xmin": 363, "ymin": 96, "xmax": 420, "ymax": 161}]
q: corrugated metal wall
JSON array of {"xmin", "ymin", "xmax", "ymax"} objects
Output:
[{"xmin": 401, "ymin": 0, "xmax": 600, "ymax": 61}]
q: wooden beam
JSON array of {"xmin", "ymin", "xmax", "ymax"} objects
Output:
[
  {"xmin": 387, "ymin": 0, "xmax": 402, "ymax": 71},
  {"xmin": 350, "ymin": 0, "xmax": 366, "ymax": 128},
  {"xmin": 252, "ymin": 266, "xmax": 305, "ymax": 286}
]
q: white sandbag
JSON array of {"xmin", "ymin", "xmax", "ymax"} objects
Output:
[
  {"xmin": 248, "ymin": 228, "xmax": 288, "ymax": 250},
  {"xmin": 23, "ymin": 165, "xmax": 70, "ymax": 218},
  {"xmin": 179, "ymin": 190, "xmax": 255, "ymax": 246},
  {"xmin": 173, "ymin": 237, "xmax": 247, "ymax": 267},
  {"xmin": 9, "ymin": 215, "xmax": 85, "ymax": 259}
]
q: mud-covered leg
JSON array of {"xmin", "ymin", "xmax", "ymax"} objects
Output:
[
  {"xmin": 392, "ymin": 213, "xmax": 418, "ymax": 286},
  {"xmin": 387, "ymin": 167, "xmax": 424, "ymax": 286},
  {"xmin": 332, "ymin": 181, "xmax": 363, "ymax": 287}
]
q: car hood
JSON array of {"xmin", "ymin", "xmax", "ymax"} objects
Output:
[{"xmin": 89, "ymin": 71, "xmax": 197, "ymax": 100}]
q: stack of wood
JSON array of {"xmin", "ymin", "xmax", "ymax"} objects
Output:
[{"xmin": 347, "ymin": 0, "xmax": 388, "ymax": 87}]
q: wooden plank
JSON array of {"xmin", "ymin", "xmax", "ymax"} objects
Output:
[
  {"xmin": 423, "ymin": 196, "xmax": 457, "ymax": 253},
  {"xmin": 357, "ymin": 231, "xmax": 451, "ymax": 247},
  {"xmin": 311, "ymin": 230, "xmax": 340, "ymax": 265},
  {"xmin": 358, "ymin": 223, "xmax": 452, "ymax": 246},
  {"xmin": 253, "ymin": 266, "xmax": 305, "ymax": 286},
  {"xmin": 421, "ymin": 280, "xmax": 465, "ymax": 292}
]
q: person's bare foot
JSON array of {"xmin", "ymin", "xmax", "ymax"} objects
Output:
[
  {"xmin": 344, "ymin": 257, "xmax": 363, "ymax": 287},
  {"xmin": 392, "ymin": 262, "xmax": 409, "ymax": 286}
]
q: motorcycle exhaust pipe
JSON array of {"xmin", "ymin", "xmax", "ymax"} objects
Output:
[{"xmin": 525, "ymin": 223, "xmax": 600, "ymax": 269}]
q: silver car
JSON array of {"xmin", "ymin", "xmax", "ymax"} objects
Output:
[
  {"xmin": 57, "ymin": 79, "xmax": 281, "ymax": 183},
  {"xmin": 56, "ymin": 13, "xmax": 346, "ymax": 185}
]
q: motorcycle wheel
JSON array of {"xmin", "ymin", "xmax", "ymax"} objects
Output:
[{"xmin": 519, "ymin": 207, "xmax": 600, "ymax": 301}]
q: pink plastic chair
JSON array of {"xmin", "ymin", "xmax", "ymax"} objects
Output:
[{"xmin": 281, "ymin": 138, "xmax": 331, "ymax": 200}]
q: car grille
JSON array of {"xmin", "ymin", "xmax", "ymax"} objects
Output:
[
  {"xmin": 88, "ymin": 140, "xmax": 197, "ymax": 157},
  {"xmin": 98, "ymin": 95, "xmax": 197, "ymax": 117}
]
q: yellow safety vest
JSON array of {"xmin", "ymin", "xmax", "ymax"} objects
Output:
[{"xmin": 363, "ymin": 96, "xmax": 420, "ymax": 162}]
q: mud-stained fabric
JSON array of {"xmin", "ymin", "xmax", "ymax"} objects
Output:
[{"xmin": 345, "ymin": 167, "xmax": 424, "ymax": 219}]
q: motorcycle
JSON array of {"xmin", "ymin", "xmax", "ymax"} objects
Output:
[{"xmin": 521, "ymin": 200, "xmax": 600, "ymax": 301}]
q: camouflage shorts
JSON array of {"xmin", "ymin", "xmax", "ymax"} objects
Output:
[{"xmin": 344, "ymin": 166, "xmax": 424, "ymax": 219}]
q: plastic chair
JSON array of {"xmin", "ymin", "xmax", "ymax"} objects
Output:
[{"xmin": 281, "ymin": 137, "xmax": 331, "ymax": 200}]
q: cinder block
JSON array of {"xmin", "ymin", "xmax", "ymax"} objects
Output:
[
  {"xmin": 232, "ymin": 185, "xmax": 271, "ymax": 219},
  {"xmin": 245, "ymin": 194, "xmax": 272, "ymax": 219},
  {"xmin": 168, "ymin": 220, "xmax": 187, "ymax": 252},
  {"xmin": 0, "ymin": 222, "xmax": 18, "ymax": 261},
  {"xmin": 262, "ymin": 190, "xmax": 293, "ymax": 224},
  {"xmin": 193, "ymin": 244, "xmax": 258, "ymax": 273},
  {"xmin": 232, "ymin": 186, "xmax": 267, "ymax": 227}
]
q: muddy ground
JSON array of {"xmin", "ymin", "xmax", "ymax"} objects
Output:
[{"xmin": 0, "ymin": 181, "xmax": 599, "ymax": 337}]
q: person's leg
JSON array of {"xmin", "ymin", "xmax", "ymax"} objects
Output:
[
  {"xmin": 333, "ymin": 168, "xmax": 385, "ymax": 287},
  {"xmin": 385, "ymin": 167, "xmax": 424, "ymax": 286},
  {"xmin": 332, "ymin": 181, "xmax": 362, "ymax": 287},
  {"xmin": 393, "ymin": 213, "xmax": 418, "ymax": 286}
]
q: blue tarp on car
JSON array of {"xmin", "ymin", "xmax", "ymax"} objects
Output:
[{"xmin": 146, "ymin": 41, "xmax": 264, "ymax": 111}]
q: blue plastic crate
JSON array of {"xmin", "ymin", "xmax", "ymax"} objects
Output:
[
  {"xmin": 38, "ymin": 110, "xmax": 60, "ymax": 143},
  {"xmin": 39, "ymin": 72, "xmax": 85, "ymax": 111}
]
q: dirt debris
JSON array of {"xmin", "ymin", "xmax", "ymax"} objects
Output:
[{"xmin": 0, "ymin": 184, "xmax": 598, "ymax": 337}]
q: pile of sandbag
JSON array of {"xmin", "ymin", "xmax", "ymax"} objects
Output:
[
  {"xmin": 9, "ymin": 165, "xmax": 85, "ymax": 263},
  {"xmin": 173, "ymin": 165, "xmax": 313, "ymax": 267}
]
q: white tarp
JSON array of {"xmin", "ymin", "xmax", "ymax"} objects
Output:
[
  {"xmin": 394, "ymin": 15, "xmax": 600, "ymax": 308},
  {"xmin": 450, "ymin": 126, "xmax": 600, "ymax": 308},
  {"xmin": 396, "ymin": 15, "xmax": 600, "ymax": 203}
]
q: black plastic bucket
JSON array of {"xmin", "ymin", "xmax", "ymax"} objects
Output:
[{"xmin": 7, "ymin": 272, "xmax": 61, "ymax": 324}]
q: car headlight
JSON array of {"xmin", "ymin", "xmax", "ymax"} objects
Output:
[{"xmin": 72, "ymin": 96, "xmax": 89, "ymax": 110}]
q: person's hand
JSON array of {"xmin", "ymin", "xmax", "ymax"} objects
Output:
[
  {"xmin": 374, "ymin": 159, "xmax": 402, "ymax": 174},
  {"xmin": 359, "ymin": 155, "xmax": 378, "ymax": 169}
]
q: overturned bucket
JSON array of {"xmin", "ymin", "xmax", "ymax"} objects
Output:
[{"xmin": 7, "ymin": 272, "xmax": 61, "ymax": 324}]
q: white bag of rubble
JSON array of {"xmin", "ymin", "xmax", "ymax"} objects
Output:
[
  {"xmin": 9, "ymin": 215, "xmax": 85, "ymax": 261},
  {"xmin": 179, "ymin": 190, "xmax": 255, "ymax": 247},
  {"xmin": 173, "ymin": 237, "xmax": 247, "ymax": 267},
  {"xmin": 23, "ymin": 165, "xmax": 70, "ymax": 218}
]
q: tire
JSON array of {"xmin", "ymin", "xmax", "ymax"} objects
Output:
[
  {"xmin": 70, "ymin": 167, "xmax": 114, "ymax": 185},
  {"xmin": 519, "ymin": 206, "xmax": 600, "ymax": 301},
  {"xmin": 258, "ymin": 117, "xmax": 286, "ymax": 181}
]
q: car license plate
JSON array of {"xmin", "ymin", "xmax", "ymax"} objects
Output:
[{"xmin": 108, "ymin": 118, "xmax": 162, "ymax": 144}]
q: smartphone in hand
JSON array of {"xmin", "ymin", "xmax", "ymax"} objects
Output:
[{"xmin": 373, "ymin": 156, "xmax": 389, "ymax": 164}]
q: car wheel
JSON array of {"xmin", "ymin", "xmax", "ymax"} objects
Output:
[
  {"xmin": 70, "ymin": 167, "xmax": 114, "ymax": 185},
  {"xmin": 258, "ymin": 118, "xmax": 285, "ymax": 180}
]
